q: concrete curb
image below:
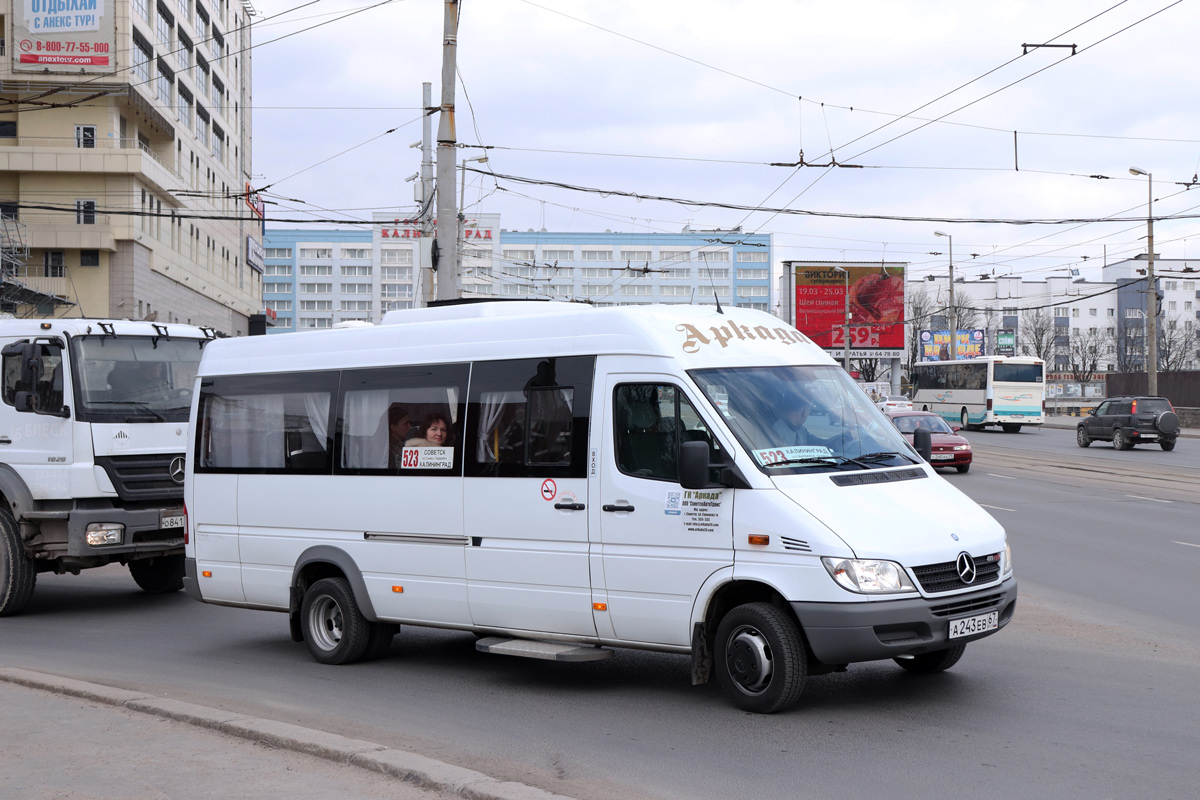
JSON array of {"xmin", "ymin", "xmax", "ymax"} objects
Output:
[{"xmin": 0, "ymin": 667, "xmax": 572, "ymax": 800}]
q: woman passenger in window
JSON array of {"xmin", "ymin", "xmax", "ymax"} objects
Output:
[{"xmin": 406, "ymin": 412, "xmax": 453, "ymax": 448}]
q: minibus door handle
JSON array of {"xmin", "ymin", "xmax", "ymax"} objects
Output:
[
  {"xmin": 554, "ymin": 502, "xmax": 586, "ymax": 511},
  {"xmin": 602, "ymin": 503, "xmax": 635, "ymax": 513},
  {"xmin": 0, "ymin": 436, "xmax": 10, "ymax": 445}
]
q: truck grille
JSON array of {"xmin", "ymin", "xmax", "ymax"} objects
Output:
[
  {"xmin": 94, "ymin": 454, "xmax": 184, "ymax": 502},
  {"xmin": 911, "ymin": 553, "xmax": 1002, "ymax": 594}
]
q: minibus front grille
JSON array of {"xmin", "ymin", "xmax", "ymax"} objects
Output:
[
  {"xmin": 94, "ymin": 455, "xmax": 184, "ymax": 502},
  {"xmin": 929, "ymin": 592, "xmax": 1004, "ymax": 618},
  {"xmin": 780, "ymin": 536, "xmax": 811, "ymax": 552},
  {"xmin": 911, "ymin": 554, "xmax": 1002, "ymax": 594}
]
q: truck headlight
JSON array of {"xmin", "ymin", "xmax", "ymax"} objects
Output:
[
  {"xmin": 821, "ymin": 557, "xmax": 916, "ymax": 594},
  {"xmin": 85, "ymin": 523, "xmax": 124, "ymax": 547}
]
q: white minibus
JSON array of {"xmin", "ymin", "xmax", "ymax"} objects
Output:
[{"xmin": 183, "ymin": 302, "xmax": 1015, "ymax": 713}]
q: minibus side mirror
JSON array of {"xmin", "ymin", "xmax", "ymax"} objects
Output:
[
  {"xmin": 914, "ymin": 427, "xmax": 932, "ymax": 462},
  {"xmin": 679, "ymin": 441, "xmax": 711, "ymax": 489}
]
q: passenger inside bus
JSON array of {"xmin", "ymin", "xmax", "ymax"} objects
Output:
[{"xmin": 406, "ymin": 412, "xmax": 453, "ymax": 448}]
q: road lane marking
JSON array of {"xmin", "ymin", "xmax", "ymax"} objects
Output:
[
  {"xmin": 980, "ymin": 504, "xmax": 1015, "ymax": 512},
  {"xmin": 1125, "ymin": 494, "xmax": 1173, "ymax": 503},
  {"xmin": 987, "ymin": 474, "xmax": 1016, "ymax": 480},
  {"xmin": 1172, "ymin": 541, "xmax": 1200, "ymax": 549}
]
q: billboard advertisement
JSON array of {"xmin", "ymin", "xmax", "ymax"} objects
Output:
[
  {"xmin": 996, "ymin": 328, "xmax": 1016, "ymax": 356},
  {"xmin": 920, "ymin": 329, "xmax": 986, "ymax": 361},
  {"xmin": 13, "ymin": 0, "xmax": 116, "ymax": 73},
  {"xmin": 792, "ymin": 263, "xmax": 905, "ymax": 359}
]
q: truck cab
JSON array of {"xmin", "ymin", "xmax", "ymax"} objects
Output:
[{"xmin": 0, "ymin": 319, "xmax": 216, "ymax": 615}]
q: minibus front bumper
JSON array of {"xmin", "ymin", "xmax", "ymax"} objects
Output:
[{"xmin": 791, "ymin": 577, "xmax": 1017, "ymax": 665}]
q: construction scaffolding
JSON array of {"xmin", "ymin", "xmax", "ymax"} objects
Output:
[{"xmin": 0, "ymin": 216, "xmax": 75, "ymax": 315}]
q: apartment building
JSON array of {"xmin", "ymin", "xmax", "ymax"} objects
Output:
[
  {"xmin": 0, "ymin": 0, "xmax": 260, "ymax": 334},
  {"xmin": 263, "ymin": 219, "xmax": 772, "ymax": 333}
]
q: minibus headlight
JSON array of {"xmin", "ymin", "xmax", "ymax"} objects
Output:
[
  {"xmin": 821, "ymin": 557, "xmax": 916, "ymax": 594},
  {"xmin": 1002, "ymin": 540, "xmax": 1013, "ymax": 577}
]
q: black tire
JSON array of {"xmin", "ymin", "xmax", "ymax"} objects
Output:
[
  {"xmin": 1161, "ymin": 439, "xmax": 1176, "ymax": 452},
  {"xmin": 956, "ymin": 463, "xmax": 970, "ymax": 473},
  {"xmin": 961, "ymin": 409, "xmax": 971, "ymax": 430},
  {"xmin": 714, "ymin": 602, "xmax": 806, "ymax": 714},
  {"xmin": 128, "ymin": 554, "xmax": 185, "ymax": 594},
  {"xmin": 1112, "ymin": 428, "xmax": 1131, "ymax": 451},
  {"xmin": 894, "ymin": 642, "xmax": 966, "ymax": 673},
  {"xmin": 1076, "ymin": 426, "xmax": 1091, "ymax": 448},
  {"xmin": 1001, "ymin": 424, "xmax": 1022, "ymax": 433},
  {"xmin": 0, "ymin": 508, "xmax": 36, "ymax": 617},
  {"xmin": 362, "ymin": 622, "xmax": 400, "ymax": 661},
  {"xmin": 300, "ymin": 577, "xmax": 371, "ymax": 665}
]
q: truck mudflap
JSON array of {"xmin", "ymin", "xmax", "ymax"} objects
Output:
[{"xmin": 63, "ymin": 506, "xmax": 184, "ymax": 559}]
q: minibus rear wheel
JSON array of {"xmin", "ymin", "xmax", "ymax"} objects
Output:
[
  {"xmin": 714, "ymin": 603, "xmax": 806, "ymax": 714},
  {"xmin": 301, "ymin": 577, "xmax": 371, "ymax": 665}
]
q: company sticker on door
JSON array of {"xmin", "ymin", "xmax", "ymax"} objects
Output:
[
  {"xmin": 399, "ymin": 446, "xmax": 453, "ymax": 469},
  {"xmin": 681, "ymin": 489, "xmax": 723, "ymax": 534}
]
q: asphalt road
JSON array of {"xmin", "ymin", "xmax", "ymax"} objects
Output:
[{"xmin": 3, "ymin": 430, "xmax": 1198, "ymax": 800}]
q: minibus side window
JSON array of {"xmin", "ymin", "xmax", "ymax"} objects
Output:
[
  {"xmin": 336, "ymin": 363, "xmax": 468, "ymax": 476},
  {"xmin": 196, "ymin": 372, "xmax": 338, "ymax": 473},
  {"xmin": 465, "ymin": 356, "xmax": 594, "ymax": 479},
  {"xmin": 614, "ymin": 383, "xmax": 717, "ymax": 482}
]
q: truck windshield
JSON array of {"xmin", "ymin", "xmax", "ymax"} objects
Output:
[
  {"xmin": 70, "ymin": 336, "xmax": 207, "ymax": 423},
  {"xmin": 689, "ymin": 365, "xmax": 919, "ymax": 474}
]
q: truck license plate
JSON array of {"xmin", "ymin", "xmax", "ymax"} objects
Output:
[
  {"xmin": 949, "ymin": 611, "xmax": 998, "ymax": 639},
  {"xmin": 160, "ymin": 509, "xmax": 184, "ymax": 530}
]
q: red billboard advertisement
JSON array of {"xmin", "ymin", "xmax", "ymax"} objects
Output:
[{"xmin": 792, "ymin": 263, "xmax": 905, "ymax": 358}]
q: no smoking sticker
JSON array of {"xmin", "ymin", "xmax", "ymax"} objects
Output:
[{"xmin": 541, "ymin": 479, "xmax": 557, "ymax": 501}]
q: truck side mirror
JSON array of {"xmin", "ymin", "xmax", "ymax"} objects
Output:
[
  {"xmin": 13, "ymin": 390, "xmax": 34, "ymax": 413},
  {"xmin": 679, "ymin": 440, "xmax": 712, "ymax": 490},
  {"xmin": 914, "ymin": 427, "xmax": 933, "ymax": 462}
]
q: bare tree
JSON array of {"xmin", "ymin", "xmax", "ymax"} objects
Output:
[
  {"xmin": 1066, "ymin": 327, "xmax": 1105, "ymax": 383},
  {"xmin": 854, "ymin": 358, "xmax": 883, "ymax": 383},
  {"xmin": 904, "ymin": 287, "xmax": 936, "ymax": 390},
  {"xmin": 1158, "ymin": 314, "xmax": 1198, "ymax": 372},
  {"xmin": 1019, "ymin": 309, "xmax": 1056, "ymax": 362},
  {"xmin": 1109, "ymin": 318, "xmax": 1145, "ymax": 373}
]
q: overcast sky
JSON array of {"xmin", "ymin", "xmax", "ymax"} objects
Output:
[{"xmin": 250, "ymin": 0, "xmax": 1200, "ymax": 285}]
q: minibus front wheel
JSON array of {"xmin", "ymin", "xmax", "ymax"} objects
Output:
[
  {"xmin": 714, "ymin": 603, "xmax": 806, "ymax": 714},
  {"xmin": 301, "ymin": 577, "xmax": 371, "ymax": 665}
]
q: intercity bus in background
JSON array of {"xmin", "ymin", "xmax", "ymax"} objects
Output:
[
  {"xmin": 184, "ymin": 302, "xmax": 1016, "ymax": 713},
  {"xmin": 912, "ymin": 356, "xmax": 1045, "ymax": 433}
]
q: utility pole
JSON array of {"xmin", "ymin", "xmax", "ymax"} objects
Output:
[
  {"xmin": 434, "ymin": 1, "xmax": 460, "ymax": 302},
  {"xmin": 1130, "ymin": 167, "xmax": 1156, "ymax": 393},
  {"xmin": 935, "ymin": 231, "xmax": 956, "ymax": 359},
  {"xmin": 418, "ymin": 82, "xmax": 435, "ymax": 307}
]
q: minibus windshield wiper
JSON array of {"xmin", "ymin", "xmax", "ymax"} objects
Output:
[
  {"xmin": 762, "ymin": 454, "xmax": 870, "ymax": 469},
  {"xmin": 87, "ymin": 400, "xmax": 166, "ymax": 421},
  {"xmin": 853, "ymin": 451, "xmax": 920, "ymax": 465}
]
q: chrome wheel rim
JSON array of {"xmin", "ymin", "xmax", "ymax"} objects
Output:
[
  {"xmin": 725, "ymin": 625, "xmax": 773, "ymax": 695},
  {"xmin": 308, "ymin": 595, "xmax": 344, "ymax": 651}
]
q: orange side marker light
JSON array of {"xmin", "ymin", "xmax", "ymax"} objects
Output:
[
  {"xmin": 593, "ymin": 602, "xmax": 607, "ymax": 611},
  {"xmin": 201, "ymin": 570, "xmax": 212, "ymax": 578},
  {"xmin": 748, "ymin": 534, "xmax": 770, "ymax": 546},
  {"xmin": 392, "ymin": 586, "xmax": 404, "ymax": 593}
]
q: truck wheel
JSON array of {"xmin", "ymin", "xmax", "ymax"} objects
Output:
[
  {"xmin": 128, "ymin": 554, "xmax": 185, "ymax": 594},
  {"xmin": 714, "ymin": 602, "xmax": 806, "ymax": 714},
  {"xmin": 0, "ymin": 509, "xmax": 37, "ymax": 617},
  {"xmin": 894, "ymin": 642, "xmax": 966, "ymax": 673},
  {"xmin": 301, "ymin": 577, "xmax": 370, "ymax": 665},
  {"xmin": 362, "ymin": 622, "xmax": 400, "ymax": 661}
]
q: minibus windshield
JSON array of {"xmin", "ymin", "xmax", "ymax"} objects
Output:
[
  {"xmin": 690, "ymin": 365, "xmax": 919, "ymax": 474},
  {"xmin": 70, "ymin": 335, "xmax": 207, "ymax": 423}
]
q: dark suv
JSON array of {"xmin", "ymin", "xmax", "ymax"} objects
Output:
[{"xmin": 1077, "ymin": 396, "xmax": 1180, "ymax": 451}]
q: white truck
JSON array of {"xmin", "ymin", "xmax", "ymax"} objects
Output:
[{"xmin": 0, "ymin": 319, "xmax": 216, "ymax": 615}]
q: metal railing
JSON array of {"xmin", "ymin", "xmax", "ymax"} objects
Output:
[{"xmin": 10, "ymin": 136, "xmax": 178, "ymax": 176}]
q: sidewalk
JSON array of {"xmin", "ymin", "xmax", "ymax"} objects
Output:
[
  {"xmin": 1041, "ymin": 415, "xmax": 1200, "ymax": 439},
  {"xmin": 0, "ymin": 668, "xmax": 569, "ymax": 800}
]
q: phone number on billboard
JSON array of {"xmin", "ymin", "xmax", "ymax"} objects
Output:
[{"xmin": 30, "ymin": 41, "xmax": 111, "ymax": 53}]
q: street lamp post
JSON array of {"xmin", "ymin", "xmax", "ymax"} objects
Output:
[
  {"xmin": 830, "ymin": 265, "xmax": 850, "ymax": 372},
  {"xmin": 934, "ymin": 231, "xmax": 956, "ymax": 360},
  {"xmin": 1129, "ymin": 167, "xmax": 1157, "ymax": 394}
]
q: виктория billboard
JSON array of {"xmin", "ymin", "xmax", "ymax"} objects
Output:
[{"xmin": 792, "ymin": 263, "xmax": 905, "ymax": 359}]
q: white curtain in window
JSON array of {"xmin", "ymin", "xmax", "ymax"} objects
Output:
[{"xmin": 342, "ymin": 389, "xmax": 389, "ymax": 469}]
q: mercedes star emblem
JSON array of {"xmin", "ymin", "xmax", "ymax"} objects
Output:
[
  {"xmin": 956, "ymin": 552, "xmax": 977, "ymax": 584},
  {"xmin": 169, "ymin": 456, "xmax": 186, "ymax": 485}
]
